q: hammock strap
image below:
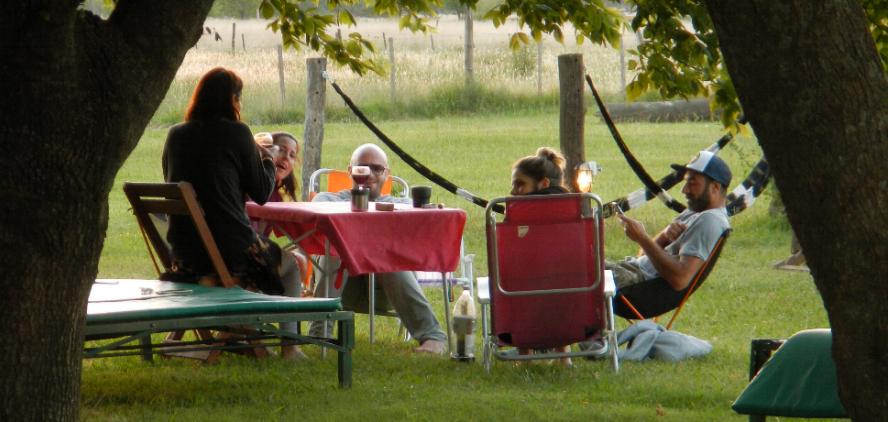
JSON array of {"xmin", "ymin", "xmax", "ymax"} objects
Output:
[
  {"xmin": 327, "ymin": 78, "xmax": 503, "ymax": 213},
  {"xmin": 585, "ymin": 74, "xmax": 686, "ymax": 214}
]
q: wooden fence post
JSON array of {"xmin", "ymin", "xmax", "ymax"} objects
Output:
[
  {"xmin": 242, "ymin": 33, "xmax": 246, "ymax": 51},
  {"xmin": 464, "ymin": 6, "xmax": 474, "ymax": 85},
  {"xmin": 388, "ymin": 37, "xmax": 396, "ymax": 103},
  {"xmin": 558, "ymin": 54, "xmax": 586, "ymax": 192},
  {"xmin": 536, "ymin": 41, "xmax": 543, "ymax": 96},
  {"xmin": 277, "ymin": 45, "xmax": 286, "ymax": 108},
  {"xmin": 302, "ymin": 58, "xmax": 327, "ymax": 201},
  {"xmin": 231, "ymin": 22, "xmax": 236, "ymax": 53}
]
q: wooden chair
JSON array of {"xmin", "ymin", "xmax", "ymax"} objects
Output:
[
  {"xmin": 124, "ymin": 181, "xmax": 262, "ymax": 361},
  {"xmin": 615, "ymin": 229, "xmax": 731, "ymax": 329},
  {"xmin": 125, "ymin": 182, "xmax": 236, "ymax": 287}
]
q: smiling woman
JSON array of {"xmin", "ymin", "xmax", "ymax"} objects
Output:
[{"xmin": 269, "ymin": 131, "xmax": 301, "ymax": 201}]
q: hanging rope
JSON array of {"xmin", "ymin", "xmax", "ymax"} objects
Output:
[
  {"xmin": 324, "ymin": 72, "xmax": 504, "ymax": 213},
  {"xmin": 586, "ymin": 74, "xmax": 687, "ymax": 214},
  {"xmin": 726, "ymin": 157, "xmax": 770, "ymax": 216},
  {"xmin": 603, "ymin": 130, "xmax": 735, "ymax": 218},
  {"xmin": 325, "ymin": 71, "xmax": 769, "ymax": 218}
]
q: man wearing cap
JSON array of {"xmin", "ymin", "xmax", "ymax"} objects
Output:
[{"xmin": 609, "ymin": 151, "xmax": 732, "ymax": 291}]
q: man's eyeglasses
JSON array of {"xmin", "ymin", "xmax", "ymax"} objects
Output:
[{"xmin": 356, "ymin": 163, "xmax": 387, "ymax": 174}]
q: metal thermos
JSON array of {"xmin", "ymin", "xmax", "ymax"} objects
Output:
[{"xmin": 351, "ymin": 187, "xmax": 369, "ymax": 212}]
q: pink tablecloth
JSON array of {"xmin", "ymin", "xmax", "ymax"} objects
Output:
[{"xmin": 246, "ymin": 201, "xmax": 467, "ymax": 276}]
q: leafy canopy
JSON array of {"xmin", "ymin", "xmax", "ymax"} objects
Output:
[{"xmin": 210, "ymin": 1, "xmax": 888, "ymax": 128}]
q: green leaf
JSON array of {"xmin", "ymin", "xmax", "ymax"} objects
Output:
[
  {"xmin": 260, "ymin": 0, "xmax": 275, "ymax": 19},
  {"xmin": 509, "ymin": 33, "xmax": 520, "ymax": 50},
  {"xmin": 517, "ymin": 32, "xmax": 530, "ymax": 45},
  {"xmin": 339, "ymin": 10, "xmax": 355, "ymax": 26},
  {"xmin": 627, "ymin": 60, "xmax": 637, "ymax": 71}
]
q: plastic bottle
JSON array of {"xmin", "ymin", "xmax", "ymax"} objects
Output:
[{"xmin": 451, "ymin": 288, "xmax": 476, "ymax": 361}]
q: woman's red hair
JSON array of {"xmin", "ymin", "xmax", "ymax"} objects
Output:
[{"xmin": 185, "ymin": 67, "xmax": 243, "ymax": 122}]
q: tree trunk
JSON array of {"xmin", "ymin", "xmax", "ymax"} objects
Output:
[
  {"xmin": 0, "ymin": 2, "xmax": 212, "ymax": 420},
  {"xmin": 705, "ymin": 1, "xmax": 888, "ymax": 419}
]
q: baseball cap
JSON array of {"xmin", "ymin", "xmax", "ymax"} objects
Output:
[{"xmin": 670, "ymin": 151, "xmax": 732, "ymax": 187}]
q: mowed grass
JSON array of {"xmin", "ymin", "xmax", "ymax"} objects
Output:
[{"xmin": 86, "ymin": 111, "xmax": 830, "ymax": 421}]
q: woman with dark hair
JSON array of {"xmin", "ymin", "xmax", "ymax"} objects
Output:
[
  {"xmin": 510, "ymin": 147, "xmax": 572, "ymax": 366},
  {"xmin": 510, "ymin": 147, "xmax": 568, "ymax": 196},
  {"xmin": 269, "ymin": 131, "xmax": 300, "ymax": 201},
  {"xmin": 162, "ymin": 67, "xmax": 305, "ymax": 360}
]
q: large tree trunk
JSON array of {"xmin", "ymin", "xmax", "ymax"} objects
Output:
[
  {"xmin": 0, "ymin": 2, "xmax": 212, "ymax": 420},
  {"xmin": 705, "ymin": 1, "xmax": 888, "ymax": 419}
]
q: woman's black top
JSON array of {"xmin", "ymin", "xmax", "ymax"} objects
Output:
[
  {"xmin": 162, "ymin": 118, "xmax": 275, "ymax": 275},
  {"xmin": 530, "ymin": 185, "xmax": 570, "ymax": 195}
]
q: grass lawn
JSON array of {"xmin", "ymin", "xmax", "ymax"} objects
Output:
[{"xmin": 85, "ymin": 110, "xmax": 830, "ymax": 421}]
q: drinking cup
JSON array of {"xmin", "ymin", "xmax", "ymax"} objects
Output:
[{"xmin": 411, "ymin": 185, "xmax": 432, "ymax": 208}]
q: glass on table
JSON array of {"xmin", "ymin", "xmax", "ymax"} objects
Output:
[
  {"xmin": 351, "ymin": 165, "xmax": 371, "ymax": 187},
  {"xmin": 254, "ymin": 132, "xmax": 278, "ymax": 159}
]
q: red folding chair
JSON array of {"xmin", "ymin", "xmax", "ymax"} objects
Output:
[{"xmin": 477, "ymin": 193, "xmax": 618, "ymax": 372}]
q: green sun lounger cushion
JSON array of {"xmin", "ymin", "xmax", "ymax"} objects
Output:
[
  {"xmin": 732, "ymin": 329, "xmax": 847, "ymax": 418},
  {"xmin": 88, "ymin": 279, "xmax": 341, "ymax": 324}
]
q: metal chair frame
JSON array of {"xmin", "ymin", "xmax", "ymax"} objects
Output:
[{"xmin": 478, "ymin": 193, "xmax": 619, "ymax": 372}]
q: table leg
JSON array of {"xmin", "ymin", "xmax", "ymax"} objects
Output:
[
  {"xmin": 369, "ymin": 273, "xmax": 376, "ymax": 344},
  {"xmin": 442, "ymin": 272, "xmax": 452, "ymax": 356},
  {"xmin": 322, "ymin": 238, "xmax": 332, "ymax": 359}
]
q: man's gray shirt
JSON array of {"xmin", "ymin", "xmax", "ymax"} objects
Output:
[{"xmin": 633, "ymin": 207, "xmax": 730, "ymax": 281}]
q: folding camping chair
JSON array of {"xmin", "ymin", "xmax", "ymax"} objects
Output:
[
  {"xmin": 615, "ymin": 229, "xmax": 731, "ymax": 329},
  {"xmin": 120, "ymin": 182, "xmax": 349, "ymax": 363},
  {"xmin": 307, "ymin": 168, "xmax": 409, "ymax": 200},
  {"xmin": 477, "ymin": 193, "xmax": 618, "ymax": 372}
]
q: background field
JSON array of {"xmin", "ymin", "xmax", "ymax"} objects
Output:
[
  {"xmin": 151, "ymin": 16, "xmax": 635, "ymax": 126},
  {"xmin": 83, "ymin": 18, "xmax": 831, "ymax": 422}
]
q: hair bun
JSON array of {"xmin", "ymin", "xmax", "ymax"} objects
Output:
[{"xmin": 536, "ymin": 147, "xmax": 565, "ymax": 168}]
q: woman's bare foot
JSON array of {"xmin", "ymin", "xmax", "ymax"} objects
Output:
[{"xmin": 281, "ymin": 345, "xmax": 308, "ymax": 361}]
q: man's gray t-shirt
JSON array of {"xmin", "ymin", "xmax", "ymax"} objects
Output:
[
  {"xmin": 312, "ymin": 189, "xmax": 411, "ymax": 204},
  {"xmin": 633, "ymin": 208, "xmax": 730, "ymax": 281}
]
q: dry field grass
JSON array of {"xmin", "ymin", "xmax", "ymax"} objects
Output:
[{"xmin": 154, "ymin": 15, "xmax": 638, "ymax": 125}]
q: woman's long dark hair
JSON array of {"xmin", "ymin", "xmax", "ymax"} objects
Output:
[
  {"xmin": 272, "ymin": 132, "xmax": 300, "ymax": 199},
  {"xmin": 185, "ymin": 67, "xmax": 243, "ymax": 122}
]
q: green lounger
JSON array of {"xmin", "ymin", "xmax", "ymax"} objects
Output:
[
  {"xmin": 86, "ymin": 279, "xmax": 355, "ymax": 388},
  {"xmin": 732, "ymin": 329, "xmax": 846, "ymax": 420}
]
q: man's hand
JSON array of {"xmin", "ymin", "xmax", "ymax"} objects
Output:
[
  {"xmin": 663, "ymin": 221, "xmax": 687, "ymax": 243},
  {"xmin": 617, "ymin": 213, "xmax": 649, "ymax": 243}
]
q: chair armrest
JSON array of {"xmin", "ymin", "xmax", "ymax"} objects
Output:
[
  {"xmin": 604, "ymin": 270, "xmax": 615, "ymax": 298},
  {"xmin": 476, "ymin": 277, "xmax": 490, "ymax": 304}
]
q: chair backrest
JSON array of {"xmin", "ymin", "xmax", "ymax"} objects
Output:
[
  {"xmin": 123, "ymin": 182, "xmax": 237, "ymax": 287},
  {"xmin": 485, "ymin": 193, "xmax": 605, "ymax": 349},
  {"xmin": 307, "ymin": 168, "xmax": 409, "ymax": 200},
  {"xmin": 616, "ymin": 228, "xmax": 731, "ymax": 329}
]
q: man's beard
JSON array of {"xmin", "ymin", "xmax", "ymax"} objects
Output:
[{"xmin": 686, "ymin": 180, "xmax": 712, "ymax": 212}]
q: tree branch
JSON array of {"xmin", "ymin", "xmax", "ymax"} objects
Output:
[{"xmin": 108, "ymin": 0, "xmax": 213, "ymax": 74}]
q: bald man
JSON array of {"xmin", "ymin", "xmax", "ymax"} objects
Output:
[{"xmin": 309, "ymin": 144, "xmax": 447, "ymax": 354}]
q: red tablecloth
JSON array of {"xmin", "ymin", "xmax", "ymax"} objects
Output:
[{"xmin": 246, "ymin": 201, "xmax": 467, "ymax": 276}]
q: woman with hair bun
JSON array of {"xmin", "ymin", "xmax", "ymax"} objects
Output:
[
  {"xmin": 509, "ymin": 147, "xmax": 573, "ymax": 366},
  {"xmin": 510, "ymin": 147, "xmax": 568, "ymax": 196}
]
